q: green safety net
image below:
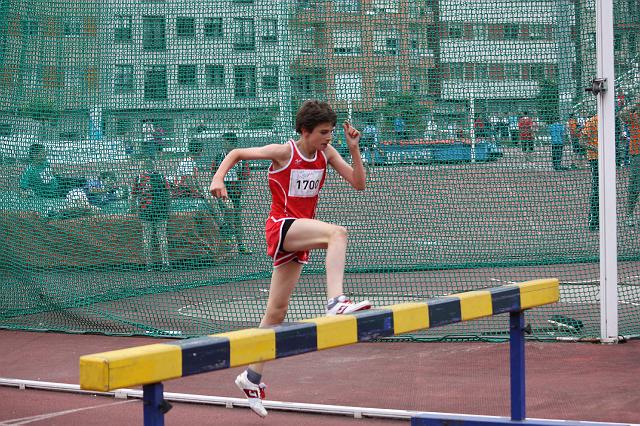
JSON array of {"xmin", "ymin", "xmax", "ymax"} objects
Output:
[{"xmin": 0, "ymin": 0, "xmax": 638, "ymax": 341}]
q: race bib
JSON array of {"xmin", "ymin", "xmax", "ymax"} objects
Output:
[{"xmin": 289, "ymin": 169, "xmax": 323, "ymax": 197}]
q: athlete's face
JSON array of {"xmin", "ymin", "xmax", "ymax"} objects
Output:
[{"xmin": 304, "ymin": 123, "xmax": 334, "ymax": 151}]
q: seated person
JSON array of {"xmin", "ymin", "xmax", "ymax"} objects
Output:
[
  {"xmin": 84, "ymin": 171, "xmax": 128, "ymax": 207},
  {"xmin": 20, "ymin": 143, "xmax": 86, "ymax": 198},
  {"xmin": 20, "ymin": 143, "xmax": 60, "ymax": 198}
]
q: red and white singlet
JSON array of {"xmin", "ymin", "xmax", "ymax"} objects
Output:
[{"xmin": 265, "ymin": 139, "xmax": 327, "ymax": 266}]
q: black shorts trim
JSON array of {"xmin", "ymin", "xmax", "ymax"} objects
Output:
[{"xmin": 278, "ymin": 218, "xmax": 296, "ymax": 253}]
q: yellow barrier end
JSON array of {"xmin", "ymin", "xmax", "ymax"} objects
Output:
[
  {"xmin": 515, "ymin": 278, "xmax": 560, "ymax": 309},
  {"xmin": 79, "ymin": 344, "xmax": 182, "ymax": 392}
]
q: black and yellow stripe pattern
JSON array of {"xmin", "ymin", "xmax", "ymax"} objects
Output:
[{"xmin": 80, "ymin": 279, "xmax": 559, "ymax": 392}]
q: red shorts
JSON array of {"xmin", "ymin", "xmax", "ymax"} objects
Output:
[{"xmin": 265, "ymin": 216, "xmax": 309, "ymax": 267}]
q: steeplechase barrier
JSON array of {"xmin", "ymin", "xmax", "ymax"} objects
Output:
[{"xmin": 79, "ymin": 278, "xmax": 628, "ymax": 426}]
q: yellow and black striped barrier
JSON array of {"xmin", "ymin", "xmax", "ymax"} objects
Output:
[{"xmin": 80, "ymin": 278, "xmax": 559, "ymax": 392}]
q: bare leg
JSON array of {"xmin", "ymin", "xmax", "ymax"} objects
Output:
[
  {"xmin": 280, "ymin": 219, "xmax": 347, "ymax": 299},
  {"xmin": 142, "ymin": 221, "xmax": 153, "ymax": 268},
  {"xmin": 248, "ymin": 261, "xmax": 303, "ymax": 375},
  {"xmin": 156, "ymin": 220, "xmax": 169, "ymax": 267}
]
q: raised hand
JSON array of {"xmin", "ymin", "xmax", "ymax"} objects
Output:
[{"xmin": 343, "ymin": 121, "xmax": 361, "ymax": 148}]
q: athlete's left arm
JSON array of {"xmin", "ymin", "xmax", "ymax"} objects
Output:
[{"xmin": 326, "ymin": 122, "xmax": 366, "ymax": 190}]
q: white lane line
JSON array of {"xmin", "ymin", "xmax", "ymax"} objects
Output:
[{"xmin": 0, "ymin": 399, "xmax": 136, "ymax": 425}]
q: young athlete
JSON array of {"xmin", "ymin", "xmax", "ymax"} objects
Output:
[{"xmin": 209, "ymin": 100, "xmax": 372, "ymax": 417}]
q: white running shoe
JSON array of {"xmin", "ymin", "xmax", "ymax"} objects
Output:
[
  {"xmin": 235, "ymin": 370, "xmax": 268, "ymax": 418},
  {"xmin": 326, "ymin": 295, "xmax": 372, "ymax": 315}
]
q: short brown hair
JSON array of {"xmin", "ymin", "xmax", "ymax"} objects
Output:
[{"xmin": 295, "ymin": 100, "xmax": 337, "ymax": 134}]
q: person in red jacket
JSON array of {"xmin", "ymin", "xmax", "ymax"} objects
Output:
[
  {"xmin": 518, "ymin": 111, "xmax": 535, "ymax": 160},
  {"xmin": 209, "ymin": 100, "xmax": 371, "ymax": 417}
]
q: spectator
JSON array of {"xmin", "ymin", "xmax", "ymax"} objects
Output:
[
  {"xmin": 567, "ymin": 113, "xmax": 584, "ymax": 168},
  {"xmin": 580, "ymin": 114, "xmax": 599, "ymax": 231},
  {"xmin": 518, "ymin": 112, "xmax": 535, "ymax": 161},
  {"xmin": 620, "ymin": 101, "xmax": 640, "ymax": 226},
  {"xmin": 131, "ymin": 155, "xmax": 171, "ymax": 271},
  {"xmin": 173, "ymin": 138, "xmax": 227, "ymax": 251},
  {"xmin": 394, "ymin": 116, "xmax": 407, "ymax": 141},
  {"xmin": 361, "ymin": 118, "xmax": 384, "ymax": 168},
  {"xmin": 508, "ymin": 112, "xmax": 520, "ymax": 145},
  {"xmin": 214, "ymin": 132, "xmax": 251, "ymax": 255},
  {"xmin": 474, "ymin": 116, "xmax": 487, "ymax": 141},
  {"xmin": 549, "ymin": 120, "xmax": 566, "ymax": 171},
  {"xmin": 20, "ymin": 143, "xmax": 85, "ymax": 198}
]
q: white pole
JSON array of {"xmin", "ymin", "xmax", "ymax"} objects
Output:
[{"xmin": 595, "ymin": 0, "xmax": 618, "ymax": 342}]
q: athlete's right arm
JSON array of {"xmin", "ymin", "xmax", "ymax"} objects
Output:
[{"xmin": 209, "ymin": 144, "xmax": 289, "ymax": 198}]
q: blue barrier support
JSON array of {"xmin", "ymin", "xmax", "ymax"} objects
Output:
[
  {"xmin": 510, "ymin": 311, "xmax": 526, "ymax": 421},
  {"xmin": 143, "ymin": 383, "xmax": 169, "ymax": 426}
]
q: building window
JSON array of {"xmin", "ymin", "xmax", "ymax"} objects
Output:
[
  {"xmin": 375, "ymin": 73, "xmax": 400, "ymax": 99},
  {"xmin": 475, "ymin": 63, "xmax": 488, "ymax": 80},
  {"xmin": 114, "ymin": 15, "xmax": 132, "ymax": 44},
  {"xmin": 262, "ymin": 19, "xmax": 277, "ymax": 42},
  {"xmin": 530, "ymin": 63, "xmax": 545, "ymax": 81},
  {"xmin": 178, "ymin": 64, "xmax": 197, "ymax": 87},
  {"xmin": 545, "ymin": 64, "xmax": 557, "ymax": 80},
  {"xmin": 22, "ymin": 20, "xmax": 39, "ymax": 36},
  {"xmin": 504, "ymin": 24, "xmax": 520, "ymax": 40},
  {"xmin": 291, "ymin": 68, "xmax": 325, "ymax": 98},
  {"xmin": 447, "ymin": 22, "xmax": 463, "ymax": 39},
  {"xmin": 234, "ymin": 66, "xmax": 256, "ymax": 98},
  {"xmin": 0, "ymin": 123, "xmax": 11, "ymax": 137},
  {"xmin": 505, "ymin": 63, "xmax": 520, "ymax": 79},
  {"xmin": 144, "ymin": 65, "xmax": 167, "ymax": 100},
  {"xmin": 473, "ymin": 24, "xmax": 489, "ymax": 40},
  {"xmin": 115, "ymin": 64, "xmax": 134, "ymax": 93},
  {"xmin": 263, "ymin": 65, "xmax": 278, "ymax": 90},
  {"xmin": 489, "ymin": 63, "xmax": 504, "ymax": 80},
  {"xmin": 206, "ymin": 65, "xmax": 225, "ymax": 87},
  {"xmin": 448, "ymin": 62, "xmax": 463, "ymax": 80},
  {"xmin": 333, "ymin": 30, "xmax": 361, "ymax": 55},
  {"xmin": 373, "ymin": 29, "xmax": 399, "ymax": 55},
  {"xmin": 143, "ymin": 16, "xmax": 166, "ymax": 50},
  {"xmin": 300, "ymin": 25, "xmax": 322, "ymax": 53},
  {"xmin": 233, "ymin": 18, "xmax": 255, "ymax": 51},
  {"xmin": 334, "ymin": 0, "xmax": 360, "ymax": 13},
  {"xmin": 64, "ymin": 19, "xmax": 82, "ymax": 37},
  {"xmin": 176, "ymin": 17, "xmax": 195, "ymax": 38},
  {"xmin": 204, "ymin": 17, "xmax": 223, "ymax": 38},
  {"xmin": 334, "ymin": 73, "xmax": 362, "ymax": 101}
]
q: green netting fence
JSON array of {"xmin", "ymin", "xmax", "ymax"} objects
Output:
[{"xmin": 0, "ymin": 0, "xmax": 638, "ymax": 341}]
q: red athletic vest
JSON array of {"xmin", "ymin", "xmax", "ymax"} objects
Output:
[{"xmin": 268, "ymin": 140, "xmax": 327, "ymax": 220}]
